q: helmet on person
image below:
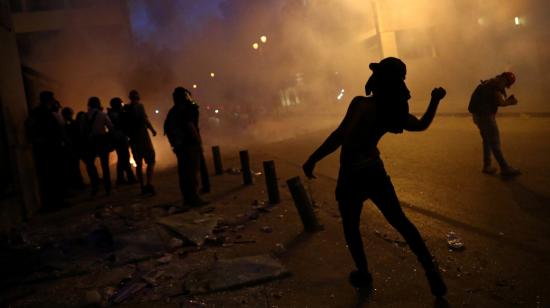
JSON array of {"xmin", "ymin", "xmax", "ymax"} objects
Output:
[
  {"xmin": 129, "ymin": 90, "xmax": 140, "ymax": 101},
  {"xmin": 501, "ymin": 72, "xmax": 516, "ymax": 88}
]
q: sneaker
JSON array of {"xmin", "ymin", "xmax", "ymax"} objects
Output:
[
  {"xmin": 482, "ymin": 166, "xmax": 497, "ymax": 174},
  {"xmin": 349, "ymin": 270, "xmax": 373, "ymax": 288},
  {"xmin": 425, "ymin": 266, "xmax": 447, "ymax": 297},
  {"xmin": 500, "ymin": 166, "xmax": 521, "ymax": 177}
]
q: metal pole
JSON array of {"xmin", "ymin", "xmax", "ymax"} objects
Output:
[
  {"xmin": 212, "ymin": 145, "xmax": 223, "ymax": 175},
  {"xmin": 263, "ymin": 160, "xmax": 280, "ymax": 204},
  {"xmin": 239, "ymin": 150, "xmax": 253, "ymax": 185},
  {"xmin": 286, "ymin": 176, "xmax": 323, "ymax": 232}
]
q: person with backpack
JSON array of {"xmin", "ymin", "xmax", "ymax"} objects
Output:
[
  {"xmin": 302, "ymin": 57, "xmax": 447, "ymax": 296},
  {"xmin": 164, "ymin": 87, "xmax": 209, "ymax": 207},
  {"xmin": 123, "ymin": 90, "xmax": 157, "ymax": 195},
  {"xmin": 108, "ymin": 97, "xmax": 136, "ymax": 186},
  {"xmin": 468, "ymin": 72, "xmax": 520, "ymax": 176},
  {"xmin": 83, "ymin": 97, "xmax": 113, "ymax": 196}
]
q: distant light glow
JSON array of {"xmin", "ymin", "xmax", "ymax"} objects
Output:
[
  {"xmin": 514, "ymin": 16, "xmax": 520, "ymax": 25},
  {"xmin": 210, "ymin": 72, "xmax": 215, "ymax": 78},
  {"xmin": 193, "ymin": 84, "xmax": 198, "ymax": 89},
  {"xmin": 260, "ymin": 35, "xmax": 267, "ymax": 43},
  {"xmin": 252, "ymin": 42, "xmax": 259, "ymax": 50},
  {"xmin": 155, "ymin": 109, "xmax": 160, "ymax": 114},
  {"xmin": 214, "ymin": 109, "xmax": 219, "ymax": 114}
]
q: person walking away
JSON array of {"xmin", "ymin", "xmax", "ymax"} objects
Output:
[
  {"xmin": 164, "ymin": 87, "xmax": 209, "ymax": 207},
  {"xmin": 83, "ymin": 97, "xmax": 113, "ymax": 196},
  {"xmin": 122, "ymin": 90, "xmax": 157, "ymax": 195},
  {"xmin": 107, "ymin": 97, "xmax": 136, "ymax": 185},
  {"xmin": 468, "ymin": 72, "xmax": 521, "ymax": 176},
  {"xmin": 302, "ymin": 57, "xmax": 447, "ymax": 296}
]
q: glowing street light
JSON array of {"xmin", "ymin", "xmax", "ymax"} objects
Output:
[
  {"xmin": 260, "ymin": 35, "xmax": 267, "ymax": 43},
  {"xmin": 210, "ymin": 72, "xmax": 215, "ymax": 78},
  {"xmin": 252, "ymin": 42, "xmax": 259, "ymax": 50},
  {"xmin": 192, "ymin": 84, "xmax": 198, "ymax": 89},
  {"xmin": 514, "ymin": 16, "xmax": 521, "ymax": 26}
]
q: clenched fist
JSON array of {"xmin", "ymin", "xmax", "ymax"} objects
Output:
[{"xmin": 431, "ymin": 87, "xmax": 447, "ymax": 101}]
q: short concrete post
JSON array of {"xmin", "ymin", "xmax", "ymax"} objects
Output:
[
  {"xmin": 239, "ymin": 150, "xmax": 253, "ymax": 185},
  {"xmin": 212, "ymin": 146, "xmax": 223, "ymax": 175},
  {"xmin": 286, "ymin": 176, "xmax": 323, "ymax": 232},
  {"xmin": 263, "ymin": 160, "xmax": 280, "ymax": 204}
]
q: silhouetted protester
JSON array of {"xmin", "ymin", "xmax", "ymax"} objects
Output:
[
  {"xmin": 164, "ymin": 87, "xmax": 209, "ymax": 207},
  {"xmin": 61, "ymin": 107, "xmax": 85, "ymax": 189},
  {"xmin": 83, "ymin": 97, "xmax": 113, "ymax": 196},
  {"xmin": 302, "ymin": 58, "xmax": 447, "ymax": 296},
  {"xmin": 122, "ymin": 90, "xmax": 157, "ymax": 195},
  {"xmin": 468, "ymin": 72, "xmax": 521, "ymax": 176},
  {"xmin": 26, "ymin": 91, "xmax": 67, "ymax": 211},
  {"xmin": 108, "ymin": 97, "xmax": 136, "ymax": 186}
]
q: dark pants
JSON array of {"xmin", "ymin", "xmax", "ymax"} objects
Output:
[
  {"xmin": 175, "ymin": 146, "xmax": 201, "ymax": 204},
  {"xmin": 83, "ymin": 136, "xmax": 111, "ymax": 194},
  {"xmin": 115, "ymin": 139, "xmax": 135, "ymax": 184},
  {"xmin": 473, "ymin": 114, "xmax": 509, "ymax": 168},
  {"xmin": 336, "ymin": 160, "xmax": 436, "ymax": 273}
]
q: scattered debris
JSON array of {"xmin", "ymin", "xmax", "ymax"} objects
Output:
[
  {"xmin": 226, "ymin": 167, "xmax": 241, "ymax": 174},
  {"xmin": 169, "ymin": 237, "xmax": 184, "ymax": 249},
  {"xmin": 261, "ymin": 226, "xmax": 273, "ymax": 233},
  {"xmin": 446, "ymin": 231, "xmax": 465, "ymax": 251},
  {"xmin": 110, "ymin": 269, "xmax": 164, "ymax": 304},
  {"xmin": 84, "ymin": 290, "xmax": 102, "ymax": 305},
  {"xmin": 157, "ymin": 253, "xmax": 173, "ymax": 264},
  {"xmin": 157, "ymin": 211, "xmax": 220, "ymax": 246},
  {"xmin": 184, "ymin": 254, "xmax": 290, "ymax": 294},
  {"xmin": 182, "ymin": 298, "xmax": 207, "ymax": 307},
  {"xmin": 273, "ymin": 243, "xmax": 286, "ymax": 255},
  {"xmin": 113, "ymin": 227, "xmax": 166, "ymax": 263}
]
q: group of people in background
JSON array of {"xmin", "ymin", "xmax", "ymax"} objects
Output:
[
  {"xmin": 26, "ymin": 89, "xmax": 158, "ymax": 211},
  {"xmin": 27, "ymin": 86, "xmax": 209, "ymax": 212}
]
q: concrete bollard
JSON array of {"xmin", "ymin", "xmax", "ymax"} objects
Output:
[
  {"xmin": 212, "ymin": 146, "xmax": 223, "ymax": 175},
  {"xmin": 286, "ymin": 176, "xmax": 323, "ymax": 232},
  {"xmin": 263, "ymin": 160, "xmax": 280, "ymax": 204},
  {"xmin": 239, "ymin": 150, "xmax": 253, "ymax": 185},
  {"xmin": 200, "ymin": 153, "xmax": 210, "ymax": 193}
]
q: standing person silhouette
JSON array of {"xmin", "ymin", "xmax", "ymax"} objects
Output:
[
  {"xmin": 164, "ymin": 87, "xmax": 209, "ymax": 207},
  {"xmin": 123, "ymin": 90, "xmax": 157, "ymax": 195},
  {"xmin": 468, "ymin": 72, "xmax": 521, "ymax": 176},
  {"xmin": 303, "ymin": 57, "xmax": 447, "ymax": 296}
]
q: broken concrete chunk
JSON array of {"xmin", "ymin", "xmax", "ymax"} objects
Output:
[
  {"xmin": 157, "ymin": 211, "xmax": 219, "ymax": 246},
  {"xmin": 185, "ymin": 254, "xmax": 290, "ymax": 294}
]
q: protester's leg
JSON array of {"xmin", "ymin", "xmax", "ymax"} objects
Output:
[
  {"xmin": 338, "ymin": 199, "xmax": 369, "ymax": 274},
  {"xmin": 486, "ymin": 118, "xmax": 515, "ymax": 173},
  {"xmin": 370, "ymin": 174, "xmax": 446, "ymax": 296},
  {"xmin": 474, "ymin": 116, "xmax": 493, "ymax": 169},
  {"xmin": 99, "ymin": 150, "xmax": 111, "ymax": 194},
  {"xmin": 176, "ymin": 150, "xmax": 187, "ymax": 199},
  {"xmin": 144, "ymin": 149, "xmax": 156, "ymax": 193},
  {"xmin": 122, "ymin": 144, "xmax": 136, "ymax": 183},
  {"xmin": 115, "ymin": 145, "xmax": 125, "ymax": 184},
  {"xmin": 182, "ymin": 148, "xmax": 201, "ymax": 205},
  {"xmin": 84, "ymin": 155, "xmax": 99, "ymax": 195}
]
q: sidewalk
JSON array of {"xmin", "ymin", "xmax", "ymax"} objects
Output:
[{"xmin": 1, "ymin": 145, "xmax": 543, "ymax": 307}]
